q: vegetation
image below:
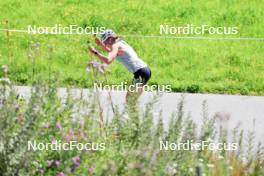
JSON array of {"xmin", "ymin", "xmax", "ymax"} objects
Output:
[{"xmin": 0, "ymin": 64, "xmax": 263, "ymax": 176}]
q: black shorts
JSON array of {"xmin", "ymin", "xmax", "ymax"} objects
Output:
[{"xmin": 133, "ymin": 67, "xmax": 151, "ymax": 85}]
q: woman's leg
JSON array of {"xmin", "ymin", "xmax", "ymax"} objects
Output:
[{"xmin": 126, "ymin": 67, "xmax": 151, "ymax": 102}]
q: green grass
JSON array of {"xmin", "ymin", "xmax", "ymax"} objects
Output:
[{"xmin": 0, "ymin": 0, "xmax": 264, "ymax": 95}]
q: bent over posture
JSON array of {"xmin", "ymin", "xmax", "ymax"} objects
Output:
[{"xmin": 88, "ymin": 29, "xmax": 151, "ymax": 100}]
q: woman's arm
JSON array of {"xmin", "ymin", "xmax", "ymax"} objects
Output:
[
  {"xmin": 88, "ymin": 44, "xmax": 118, "ymax": 64},
  {"xmin": 95, "ymin": 38, "xmax": 111, "ymax": 52}
]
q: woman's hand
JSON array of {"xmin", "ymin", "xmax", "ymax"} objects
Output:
[
  {"xmin": 88, "ymin": 46, "xmax": 98, "ymax": 55},
  {"xmin": 93, "ymin": 35, "xmax": 111, "ymax": 52},
  {"xmin": 95, "ymin": 38, "xmax": 102, "ymax": 46}
]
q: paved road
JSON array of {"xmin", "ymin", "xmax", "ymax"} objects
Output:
[{"xmin": 14, "ymin": 86, "xmax": 264, "ymax": 145}]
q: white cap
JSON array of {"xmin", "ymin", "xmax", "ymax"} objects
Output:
[{"xmin": 100, "ymin": 29, "xmax": 116, "ymax": 42}]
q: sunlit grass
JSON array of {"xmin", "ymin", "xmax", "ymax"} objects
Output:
[{"xmin": 0, "ymin": 0, "xmax": 264, "ymax": 95}]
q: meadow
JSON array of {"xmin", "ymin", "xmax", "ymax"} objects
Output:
[
  {"xmin": 1, "ymin": 1, "xmax": 264, "ymax": 175},
  {"xmin": 0, "ymin": 0, "xmax": 264, "ymax": 95}
]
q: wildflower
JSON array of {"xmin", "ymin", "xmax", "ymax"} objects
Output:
[
  {"xmin": 87, "ymin": 60, "xmax": 108, "ymax": 74},
  {"xmin": 55, "ymin": 160, "xmax": 61, "ymax": 167},
  {"xmin": 66, "ymin": 128, "xmax": 74, "ymax": 141},
  {"xmin": 88, "ymin": 166, "xmax": 94, "ymax": 174},
  {"xmin": 51, "ymin": 139, "xmax": 57, "ymax": 144},
  {"xmin": 38, "ymin": 169, "xmax": 44, "ymax": 175},
  {"xmin": 56, "ymin": 122, "xmax": 62, "ymax": 130},
  {"xmin": 80, "ymin": 118, "xmax": 85, "ymax": 127},
  {"xmin": 72, "ymin": 155, "xmax": 80, "ymax": 167},
  {"xmin": 43, "ymin": 123, "xmax": 49, "ymax": 129},
  {"xmin": 47, "ymin": 160, "xmax": 54, "ymax": 167},
  {"xmin": 88, "ymin": 60, "xmax": 100, "ymax": 68},
  {"xmin": 56, "ymin": 172, "xmax": 65, "ymax": 176}
]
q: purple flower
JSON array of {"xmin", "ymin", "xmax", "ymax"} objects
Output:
[
  {"xmin": 69, "ymin": 128, "xmax": 74, "ymax": 136},
  {"xmin": 55, "ymin": 160, "xmax": 60, "ymax": 167},
  {"xmin": 51, "ymin": 139, "xmax": 57, "ymax": 144},
  {"xmin": 80, "ymin": 119, "xmax": 85, "ymax": 127},
  {"xmin": 56, "ymin": 172, "xmax": 65, "ymax": 176},
  {"xmin": 88, "ymin": 60, "xmax": 101, "ymax": 68},
  {"xmin": 47, "ymin": 160, "xmax": 54, "ymax": 167},
  {"xmin": 72, "ymin": 155, "xmax": 80, "ymax": 167},
  {"xmin": 56, "ymin": 122, "xmax": 62, "ymax": 130},
  {"xmin": 43, "ymin": 123, "xmax": 49, "ymax": 129},
  {"xmin": 87, "ymin": 60, "xmax": 108, "ymax": 74},
  {"xmin": 66, "ymin": 128, "xmax": 74, "ymax": 142},
  {"xmin": 38, "ymin": 169, "xmax": 44, "ymax": 175},
  {"xmin": 88, "ymin": 166, "xmax": 94, "ymax": 174}
]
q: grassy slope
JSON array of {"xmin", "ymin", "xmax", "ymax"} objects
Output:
[{"xmin": 0, "ymin": 0, "xmax": 264, "ymax": 95}]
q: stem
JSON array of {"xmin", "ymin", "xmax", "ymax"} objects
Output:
[
  {"xmin": 87, "ymin": 42, "xmax": 107, "ymax": 138},
  {"xmin": 103, "ymin": 74, "xmax": 116, "ymax": 115},
  {"xmin": 5, "ymin": 20, "xmax": 11, "ymax": 63}
]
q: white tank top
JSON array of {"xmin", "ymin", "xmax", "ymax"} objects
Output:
[{"xmin": 116, "ymin": 40, "xmax": 147, "ymax": 73}]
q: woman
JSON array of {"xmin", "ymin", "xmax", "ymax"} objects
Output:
[{"xmin": 88, "ymin": 29, "xmax": 151, "ymax": 98}]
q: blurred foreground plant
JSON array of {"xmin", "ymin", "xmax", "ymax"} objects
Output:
[{"xmin": 0, "ymin": 65, "xmax": 263, "ymax": 175}]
